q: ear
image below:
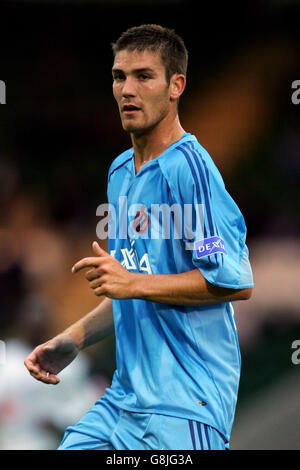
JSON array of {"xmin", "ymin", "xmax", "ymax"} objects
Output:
[{"xmin": 169, "ymin": 74, "xmax": 186, "ymax": 101}]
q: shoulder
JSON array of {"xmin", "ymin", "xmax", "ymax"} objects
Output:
[
  {"xmin": 158, "ymin": 134, "xmax": 223, "ymax": 189},
  {"xmin": 108, "ymin": 147, "xmax": 133, "ymax": 181}
]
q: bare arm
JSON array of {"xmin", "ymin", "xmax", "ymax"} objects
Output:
[
  {"xmin": 63, "ymin": 297, "xmax": 114, "ymax": 350},
  {"xmin": 129, "ymin": 269, "xmax": 252, "ymax": 305},
  {"xmin": 24, "ymin": 297, "xmax": 114, "ymax": 385},
  {"xmin": 73, "ymin": 242, "xmax": 253, "ymax": 306}
]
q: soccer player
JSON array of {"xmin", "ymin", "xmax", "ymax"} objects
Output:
[{"xmin": 24, "ymin": 24, "xmax": 253, "ymax": 450}]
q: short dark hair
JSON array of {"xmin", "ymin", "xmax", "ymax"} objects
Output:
[{"xmin": 111, "ymin": 24, "xmax": 188, "ymax": 84}]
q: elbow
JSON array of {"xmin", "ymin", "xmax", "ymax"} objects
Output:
[{"xmin": 240, "ymin": 287, "xmax": 253, "ymax": 300}]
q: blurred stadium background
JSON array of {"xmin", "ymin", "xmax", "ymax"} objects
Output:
[{"xmin": 0, "ymin": 0, "xmax": 299, "ymax": 450}]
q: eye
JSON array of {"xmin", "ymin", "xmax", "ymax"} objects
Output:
[
  {"xmin": 138, "ymin": 74, "xmax": 150, "ymax": 81},
  {"xmin": 113, "ymin": 73, "xmax": 125, "ymax": 81}
]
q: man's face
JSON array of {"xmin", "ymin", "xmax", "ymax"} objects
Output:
[{"xmin": 112, "ymin": 49, "xmax": 172, "ymax": 135}]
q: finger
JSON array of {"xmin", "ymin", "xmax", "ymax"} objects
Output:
[
  {"xmin": 26, "ymin": 360, "xmax": 45, "ymax": 378},
  {"xmin": 90, "ymin": 279, "xmax": 103, "ymax": 290},
  {"xmin": 24, "ymin": 352, "xmax": 60, "ymax": 384},
  {"xmin": 92, "ymin": 241, "xmax": 109, "ymax": 257},
  {"xmin": 40, "ymin": 371, "xmax": 60, "ymax": 385},
  {"xmin": 28, "ymin": 367, "xmax": 48, "ymax": 382},
  {"xmin": 28, "ymin": 368, "xmax": 43, "ymax": 380},
  {"xmin": 85, "ymin": 268, "xmax": 104, "ymax": 282},
  {"xmin": 47, "ymin": 375, "xmax": 60, "ymax": 385},
  {"xmin": 27, "ymin": 364, "xmax": 42, "ymax": 377},
  {"xmin": 37, "ymin": 375, "xmax": 60, "ymax": 385},
  {"xmin": 24, "ymin": 357, "xmax": 41, "ymax": 375},
  {"xmin": 29, "ymin": 366, "xmax": 60, "ymax": 385},
  {"xmin": 94, "ymin": 286, "xmax": 106, "ymax": 297},
  {"xmin": 72, "ymin": 257, "xmax": 103, "ymax": 274}
]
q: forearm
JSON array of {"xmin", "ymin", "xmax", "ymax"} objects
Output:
[
  {"xmin": 63, "ymin": 297, "xmax": 114, "ymax": 350},
  {"xmin": 131, "ymin": 269, "xmax": 252, "ymax": 306}
]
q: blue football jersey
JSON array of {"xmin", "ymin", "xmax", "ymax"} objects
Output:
[{"xmin": 103, "ymin": 132, "xmax": 253, "ymax": 442}]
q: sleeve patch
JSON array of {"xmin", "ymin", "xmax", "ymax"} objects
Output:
[{"xmin": 195, "ymin": 236, "xmax": 227, "ymax": 259}]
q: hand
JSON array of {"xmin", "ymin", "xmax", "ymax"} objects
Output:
[
  {"xmin": 24, "ymin": 334, "xmax": 80, "ymax": 385},
  {"xmin": 72, "ymin": 241, "xmax": 135, "ymax": 299}
]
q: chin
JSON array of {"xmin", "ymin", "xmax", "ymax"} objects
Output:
[{"xmin": 122, "ymin": 122, "xmax": 146, "ymax": 135}]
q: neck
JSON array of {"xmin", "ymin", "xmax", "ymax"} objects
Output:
[{"xmin": 130, "ymin": 113, "xmax": 185, "ymax": 174}]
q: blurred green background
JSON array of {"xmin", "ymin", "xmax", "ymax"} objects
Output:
[{"xmin": 0, "ymin": 0, "xmax": 299, "ymax": 450}]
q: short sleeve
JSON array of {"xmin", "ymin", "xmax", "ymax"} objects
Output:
[{"xmin": 159, "ymin": 140, "xmax": 254, "ymax": 289}]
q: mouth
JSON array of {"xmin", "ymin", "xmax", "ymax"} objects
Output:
[{"xmin": 122, "ymin": 104, "xmax": 141, "ymax": 115}]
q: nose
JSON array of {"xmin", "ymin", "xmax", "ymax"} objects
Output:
[{"xmin": 121, "ymin": 76, "xmax": 136, "ymax": 98}]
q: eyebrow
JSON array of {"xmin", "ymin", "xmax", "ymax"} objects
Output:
[{"xmin": 112, "ymin": 67, "xmax": 156, "ymax": 75}]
